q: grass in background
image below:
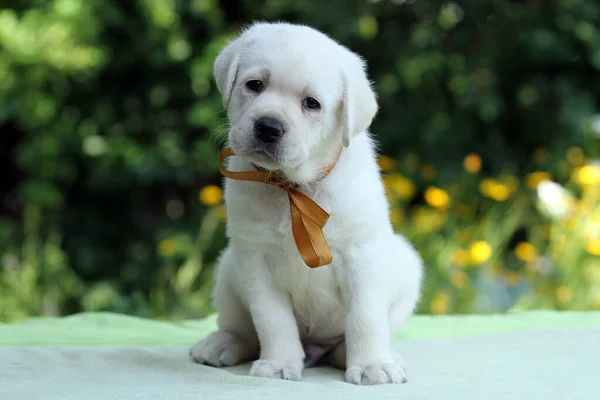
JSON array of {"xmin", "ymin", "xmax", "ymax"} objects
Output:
[{"xmin": 383, "ymin": 146, "xmax": 600, "ymax": 315}]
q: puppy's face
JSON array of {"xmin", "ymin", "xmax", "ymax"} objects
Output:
[
  {"xmin": 214, "ymin": 23, "xmax": 378, "ymax": 176},
  {"xmin": 226, "ymin": 47, "xmax": 339, "ymax": 170}
]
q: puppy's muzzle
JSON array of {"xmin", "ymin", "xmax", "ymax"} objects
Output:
[{"xmin": 255, "ymin": 117, "xmax": 285, "ymax": 143}]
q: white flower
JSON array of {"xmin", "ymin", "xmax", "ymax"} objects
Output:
[{"xmin": 536, "ymin": 180, "xmax": 575, "ymax": 219}]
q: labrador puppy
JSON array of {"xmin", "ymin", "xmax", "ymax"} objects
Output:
[{"xmin": 190, "ymin": 22, "xmax": 423, "ymax": 385}]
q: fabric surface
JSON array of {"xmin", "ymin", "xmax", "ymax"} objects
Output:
[{"xmin": 1, "ymin": 311, "xmax": 600, "ymax": 399}]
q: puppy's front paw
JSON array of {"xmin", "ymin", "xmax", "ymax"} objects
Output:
[
  {"xmin": 189, "ymin": 331, "xmax": 250, "ymax": 367},
  {"xmin": 249, "ymin": 359, "xmax": 303, "ymax": 381},
  {"xmin": 346, "ymin": 359, "xmax": 407, "ymax": 385}
]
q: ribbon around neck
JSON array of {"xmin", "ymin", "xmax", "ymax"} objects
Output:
[{"xmin": 218, "ymin": 147, "xmax": 340, "ymax": 268}]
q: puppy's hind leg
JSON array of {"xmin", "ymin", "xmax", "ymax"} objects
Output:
[
  {"xmin": 190, "ymin": 247, "xmax": 259, "ymax": 367},
  {"xmin": 388, "ymin": 234, "xmax": 424, "ymax": 332}
]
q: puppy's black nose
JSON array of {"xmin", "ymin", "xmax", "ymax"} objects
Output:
[{"xmin": 255, "ymin": 117, "xmax": 284, "ymax": 143}]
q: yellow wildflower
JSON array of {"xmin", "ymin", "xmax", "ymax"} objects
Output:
[
  {"xmin": 420, "ymin": 164, "xmax": 437, "ymax": 180},
  {"xmin": 469, "ymin": 241, "xmax": 492, "ymax": 264},
  {"xmin": 584, "ymin": 237, "xmax": 600, "ymax": 256},
  {"xmin": 575, "ymin": 165, "xmax": 600, "ymax": 186},
  {"xmin": 199, "ymin": 185, "xmax": 223, "ymax": 206},
  {"xmin": 567, "ymin": 146, "xmax": 585, "ymax": 166},
  {"xmin": 555, "ymin": 286, "xmax": 573, "ymax": 303},
  {"xmin": 515, "ymin": 242, "xmax": 538, "ymax": 262},
  {"xmin": 452, "ymin": 248, "xmax": 470, "ymax": 267},
  {"xmin": 158, "ymin": 238, "xmax": 178, "ymax": 257},
  {"xmin": 383, "ymin": 174, "xmax": 416, "ymax": 200},
  {"xmin": 377, "ymin": 155, "xmax": 396, "ymax": 171},
  {"xmin": 424, "ymin": 187, "xmax": 450, "ymax": 209},
  {"xmin": 430, "ymin": 292, "xmax": 450, "ymax": 315},
  {"xmin": 463, "ymin": 153, "xmax": 482, "ymax": 174},
  {"xmin": 479, "ymin": 178, "xmax": 511, "ymax": 201},
  {"xmin": 526, "ymin": 171, "xmax": 552, "ymax": 189},
  {"xmin": 450, "ymin": 270, "xmax": 470, "ymax": 289}
]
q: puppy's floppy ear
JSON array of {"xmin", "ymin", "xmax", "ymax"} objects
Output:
[
  {"xmin": 339, "ymin": 53, "xmax": 378, "ymax": 148},
  {"xmin": 213, "ymin": 35, "xmax": 247, "ymax": 108}
]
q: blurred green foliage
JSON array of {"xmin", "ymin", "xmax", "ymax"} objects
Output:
[{"xmin": 1, "ymin": 0, "xmax": 600, "ymax": 322}]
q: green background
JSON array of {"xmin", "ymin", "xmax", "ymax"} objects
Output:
[{"xmin": 1, "ymin": 0, "xmax": 600, "ymax": 322}]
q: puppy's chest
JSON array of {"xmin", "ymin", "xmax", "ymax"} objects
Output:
[
  {"xmin": 227, "ymin": 182, "xmax": 339, "ymax": 241},
  {"xmin": 228, "ymin": 182, "xmax": 350, "ymax": 337},
  {"xmin": 268, "ymin": 256, "xmax": 346, "ymax": 338}
]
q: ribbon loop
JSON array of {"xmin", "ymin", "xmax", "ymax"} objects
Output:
[{"xmin": 218, "ymin": 148, "xmax": 339, "ymax": 268}]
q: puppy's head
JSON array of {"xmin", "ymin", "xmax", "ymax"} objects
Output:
[{"xmin": 214, "ymin": 22, "xmax": 378, "ymax": 182}]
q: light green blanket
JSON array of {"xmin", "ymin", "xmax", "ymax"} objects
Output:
[{"xmin": 1, "ymin": 311, "xmax": 600, "ymax": 399}]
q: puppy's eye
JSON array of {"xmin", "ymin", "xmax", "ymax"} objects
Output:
[
  {"xmin": 246, "ymin": 80, "xmax": 263, "ymax": 93},
  {"xmin": 303, "ymin": 97, "xmax": 321, "ymax": 110}
]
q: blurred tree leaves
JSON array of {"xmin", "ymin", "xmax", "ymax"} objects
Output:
[{"xmin": 1, "ymin": 0, "xmax": 600, "ymax": 320}]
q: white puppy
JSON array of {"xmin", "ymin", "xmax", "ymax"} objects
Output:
[{"xmin": 190, "ymin": 22, "xmax": 423, "ymax": 385}]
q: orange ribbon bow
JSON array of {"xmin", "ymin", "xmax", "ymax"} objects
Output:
[{"xmin": 218, "ymin": 148, "xmax": 340, "ymax": 268}]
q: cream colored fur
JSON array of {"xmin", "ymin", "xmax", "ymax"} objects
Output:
[{"xmin": 190, "ymin": 22, "xmax": 423, "ymax": 385}]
